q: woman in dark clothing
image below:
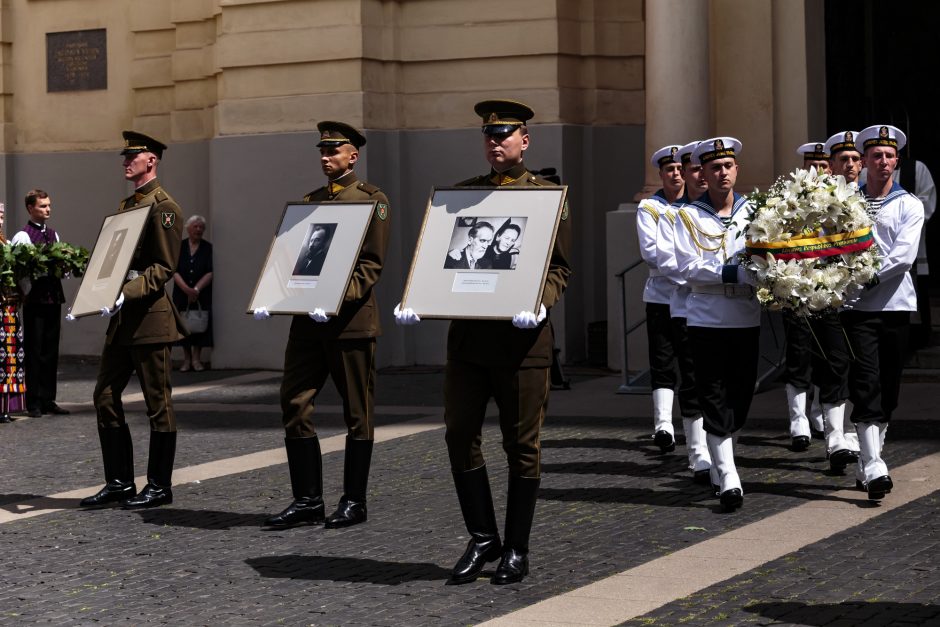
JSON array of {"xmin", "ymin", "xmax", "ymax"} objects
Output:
[{"xmin": 172, "ymin": 215, "xmax": 213, "ymax": 371}]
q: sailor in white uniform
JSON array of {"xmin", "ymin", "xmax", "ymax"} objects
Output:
[
  {"xmin": 842, "ymin": 124, "xmax": 925, "ymax": 500},
  {"xmin": 779, "ymin": 142, "xmax": 832, "ymax": 452},
  {"xmin": 655, "ymin": 140, "xmax": 713, "ymax": 484},
  {"xmin": 806, "ymin": 131, "xmax": 865, "ymax": 473},
  {"xmin": 673, "ymin": 137, "xmax": 760, "ymax": 511},
  {"xmin": 637, "ymin": 145, "xmax": 685, "ymax": 453}
]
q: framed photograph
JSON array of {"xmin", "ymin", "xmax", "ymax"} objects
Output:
[
  {"xmin": 401, "ymin": 186, "xmax": 567, "ymax": 319},
  {"xmin": 69, "ymin": 204, "xmax": 153, "ymax": 318},
  {"xmin": 246, "ymin": 201, "xmax": 377, "ymax": 315}
]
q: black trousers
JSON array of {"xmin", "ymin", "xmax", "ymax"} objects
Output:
[
  {"xmin": 23, "ymin": 302, "xmax": 62, "ymax": 411},
  {"xmin": 689, "ymin": 326, "xmax": 760, "ymax": 436},
  {"xmin": 646, "ymin": 303, "xmax": 678, "ymax": 390},
  {"xmin": 671, "ymin": 317, "xmax": 700, "ymax": 417},
  {"xmin": 808, "ymin": 312, "xmax": 850, "ymax": 404},
  {"xmin": 840, "ymin": 310, "xmax": 910, "ymax": 423},
  {"xmin": 783, "ymin": 312, "xmax": 814, "ymax": 389}
]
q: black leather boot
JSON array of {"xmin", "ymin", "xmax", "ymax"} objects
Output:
[
  {"xmin": 447, "ymin": 465, "xmax": 502, "ymax": 585},
  {"xmin": 492, "ymin": 475, "xmax": 540, "ymax": 585},
  {"xmin": 264, "ymin": 437, "xmax": 325, "ymax": 528},
  {"xmin": 123, "ymin": 431, "xmax": 176, "ymax": 509},
  {"xmin": 325, "ymin": 437, "xmax": 373, "ymax": 529},
  {"xmin": 81, "ymin": 425, "xmax": 137, "ymax": 508}
]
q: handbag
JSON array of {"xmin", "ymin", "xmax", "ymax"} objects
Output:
[{"xmin": 181, "ymin": 302, "xmax": 209, "ymax": 334}]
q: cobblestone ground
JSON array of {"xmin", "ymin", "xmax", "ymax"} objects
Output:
[{"xmin": 0, "ymin": 367, "xmax": 937, "ymax": 625}]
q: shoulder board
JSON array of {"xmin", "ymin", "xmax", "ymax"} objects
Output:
[
  {"xmin": 456, "ymin": 175, "xmax": 488, "ymax": 187},
  {"xmin": 665, "ymin": 209, "xmax": 676, "ymax": 224},
  {"xmin": 154, "ymin": 190, "xmax": 169, "ymax": 203},
  {"xmin": 356, "ymin": 181, "xmax": 381, "ymax": 195},
  {"xmin": 304, "ymin": 187, "xmax": 326, "ymax": 202},
  {"xmin": 526, "ymin": 174, "xmax": 552, "ymax": 186}
]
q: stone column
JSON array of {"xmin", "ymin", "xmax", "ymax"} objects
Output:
[{"xmin": 639, "ymin": 0, "xmax": 711, "ymax": 198}]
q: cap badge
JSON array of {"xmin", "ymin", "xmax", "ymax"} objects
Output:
[
  {"xmin": 714, "ymin": 139, "xmax": 724, "ymax": 150},
  {"xmin": 844, "ymin": 131, "xmax": 853, "ymax": 142},
  {"xmin": 670, "ymin": 146, "xmax": 678, "ymax": 157},
  {"xmin": 815, "ymin": 143, "xmax": 824, "ymax": 152},
  {"xmin": 879, "ymin": 126, "xmax": 889, "ymax": 138}
]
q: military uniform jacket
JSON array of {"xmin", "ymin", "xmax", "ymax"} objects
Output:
[
  {"xmin": 637, "ymin": 190, "xmax": 677, "ymax": 305},
  {"xmin": 673, "ymin": 192, "xmax": 759, "ymax": 329},
  {"xmin": 448, "ymin": 161, "xmax": 573, "ymax": 368},
  {"xmin": 107, "ymin": 177, "xmax": 187, "ymax": 345},
  {"xmin": 289, "ymin": 170, "xmax": 391, "ymax": 341},
  {"xmin": 654, "ymin": 198, "xmax": 689, "ymax": 318},
  {"xmin": 851, "ymin": 182, "xmax": 925, "ymax": 312}
]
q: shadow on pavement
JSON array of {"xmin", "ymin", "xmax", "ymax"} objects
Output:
[
  {"xmin": 246, "ymin": 555, "xmax": 451, "ymax": 585},
  {"xmin": 743, "ymin": 601, "xmax": 940, "ymax": 625},
  {"xmin": 542, "ymin": 437, "xmax": 641, "ymax": 450},
  {"xmin": 538, "ymin": 486, "xmax": 713, "ymax": 507},
  {"xmin": 542, "ymin": 459, "xmax": 680, "ymax": 478},
  {"xmin": 134, "ymin": 508, "xmax": 268, "ymax": 530},
  {"xmin": 0, "ymin": 494, "xmax": 81, "ymax": 512}
]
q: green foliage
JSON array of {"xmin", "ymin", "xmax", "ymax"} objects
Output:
[{"xmin": 0, "ymin": 242, "xmax": 90, "ymax": 289}]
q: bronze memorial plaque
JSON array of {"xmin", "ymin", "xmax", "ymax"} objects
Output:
[{"xmin": 47, "ymin": 29, "xmax": 107, "ymax": 92}]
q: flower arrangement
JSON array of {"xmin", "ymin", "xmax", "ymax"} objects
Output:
[
  {"xmin": 0, "ymin": 241, "xmax": 90, "ymax": 290},
  {"xmin": 742, "ymin": 167, "xmax": 881, "ymax": 315}
]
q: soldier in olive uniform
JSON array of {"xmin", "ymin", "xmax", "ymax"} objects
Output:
[
  {"xmin": 397, "ymin": 100, "xmax": 572, "ymax": 585},
  {"xmin": 81, "ymin": 131, "xmax": 186, "ymax": 510},
  {"xmin": 261, "ymin": 121, "xmax": 391, "ymax": 530}
]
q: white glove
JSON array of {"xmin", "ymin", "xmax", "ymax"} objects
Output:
[
  {"xmin": 737, "ymin": 264, "xmax": 757, "ymax": 286},
  {"xmin": 65, "ymin": 308, "xmax": 76, "ymax": 322},
  {"xmin": 100, "ymin": 292, "xmax": 125, "ymax": 318},
  {"xmin": 512, "ymin": 304, "xmax": 547, "ymax": 329},
  {"xmin": 252, "ymin": 307, "xmax": 272, "ymax": 321},
  {"xmin": 393, "ymin": 303, "xmax": 421, "ymax": 326},
  {"xmin": 309, "ymin": 308, "xmax": 329, "ymax": 323}
]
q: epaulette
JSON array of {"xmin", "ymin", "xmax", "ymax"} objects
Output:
[
  {"xmin": 304, "ymin": 187, "xmax": 326, "ymax": 202},
  {"xmin": 526, "ymin": 174, "xmax": 553, "ymax": 186},
  {"xmin": 154, "ymin": 190, "xmax": 169, "ymax": 203},
  {"xmin": 356, "ymin": 181, "xmax": 381, "ymax": 195}
]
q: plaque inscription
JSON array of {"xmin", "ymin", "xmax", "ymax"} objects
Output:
[{"xmin": 47, "ymin": 29, "xmax": 107, "ymax": 92}]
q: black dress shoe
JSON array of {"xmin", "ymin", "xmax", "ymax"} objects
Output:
[
  {"xmin": 829, "ymin": 448, "xmax": 858, "ymax": 473},
  {"xmin": 122, "ymin": 483, "xmax": 172, "ymax": 509},
  {"xmin": 810, "ymin": 426, "xmax": 825, "ymax": 440},
  {"xmin": 855, "ymin": 479, "xmax": 866, "ymax": 491},
  {"xmin": 0, "ymin": 413, "xmax": 11, "ymax": 424},
  {"xmin": 26, "ymin": 408, "xmax": 42, "ymax": 418},
  {"xmin": 42, "ymin": 403, "xmax": 71, "ymax": 415},
  {"xmin": 867, "ymin": 475, "xmax": 893, "ymax": 500},
  {"xmin": 791, "ymin": 436, "xmax": 810, "ymax": 452},
  {"xmin": 491, "ymin": 548, "xmax": 529, "ymax": 585},
  {"xmin": 324, "ymin": 497, "xmax": 367, "ymax": 529},
  {"xmin": 711, "ymin": 483, "xmax": 721, "ymax": 498},
  {"xmin": 653, "ymin": 430, "xmax": 676, "ymax": 453},
  {"xmin": 80, "ymin": 481, "xmax": 138, "ymax": 508},
  {"xmin": 693, "ymin": 469, "xmax": 711, "ymax": 485},
  {"xmin": 447, "ymin": 537, "xmax": 502, "ymax": 585},
  {"xmin": 263, "ymin": 497, "xmax": 324, "ymax": 529},
  {"xmin": 720, "ymin": 488, "xmax": 744, "ymax": 512}
]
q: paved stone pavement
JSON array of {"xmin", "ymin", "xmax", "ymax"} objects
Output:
[{"xmin": 0, "ymin": 361, "xmax": 938, "ymax": 625}]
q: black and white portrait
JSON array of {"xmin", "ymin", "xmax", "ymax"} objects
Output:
[
  {"xmin": 97, "ymin": 228, "xmax": 128, "ymax": 280},
  {"xmin": 292, "ymin": 223, "xmax": 336, "ymax": 276},
  {"xmin": 443, "ymin": 217, "xmax": 526, "ymax": 270}
]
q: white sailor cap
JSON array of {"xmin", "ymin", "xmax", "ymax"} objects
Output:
[
  {"xmin": 691, "ymin": 137, "xmax": 742, "ymax": 165},
  {"xmin": 650, "ymin": 144, "xmax": 682, "ymax": 168},
  {"xmin": 855, "ymin": 124, "xmax": 906, "ymax": 153},
  {"xmin": 824, "ymin": 131, "xmax": 859, "ymax": 156},
  {"xmin": 796, "ymin": 142, "xmax": 828, "ymax": 160},
  {"xmin": 675, "ymin": 140, "xmax": 701, "ymax": 166}
]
